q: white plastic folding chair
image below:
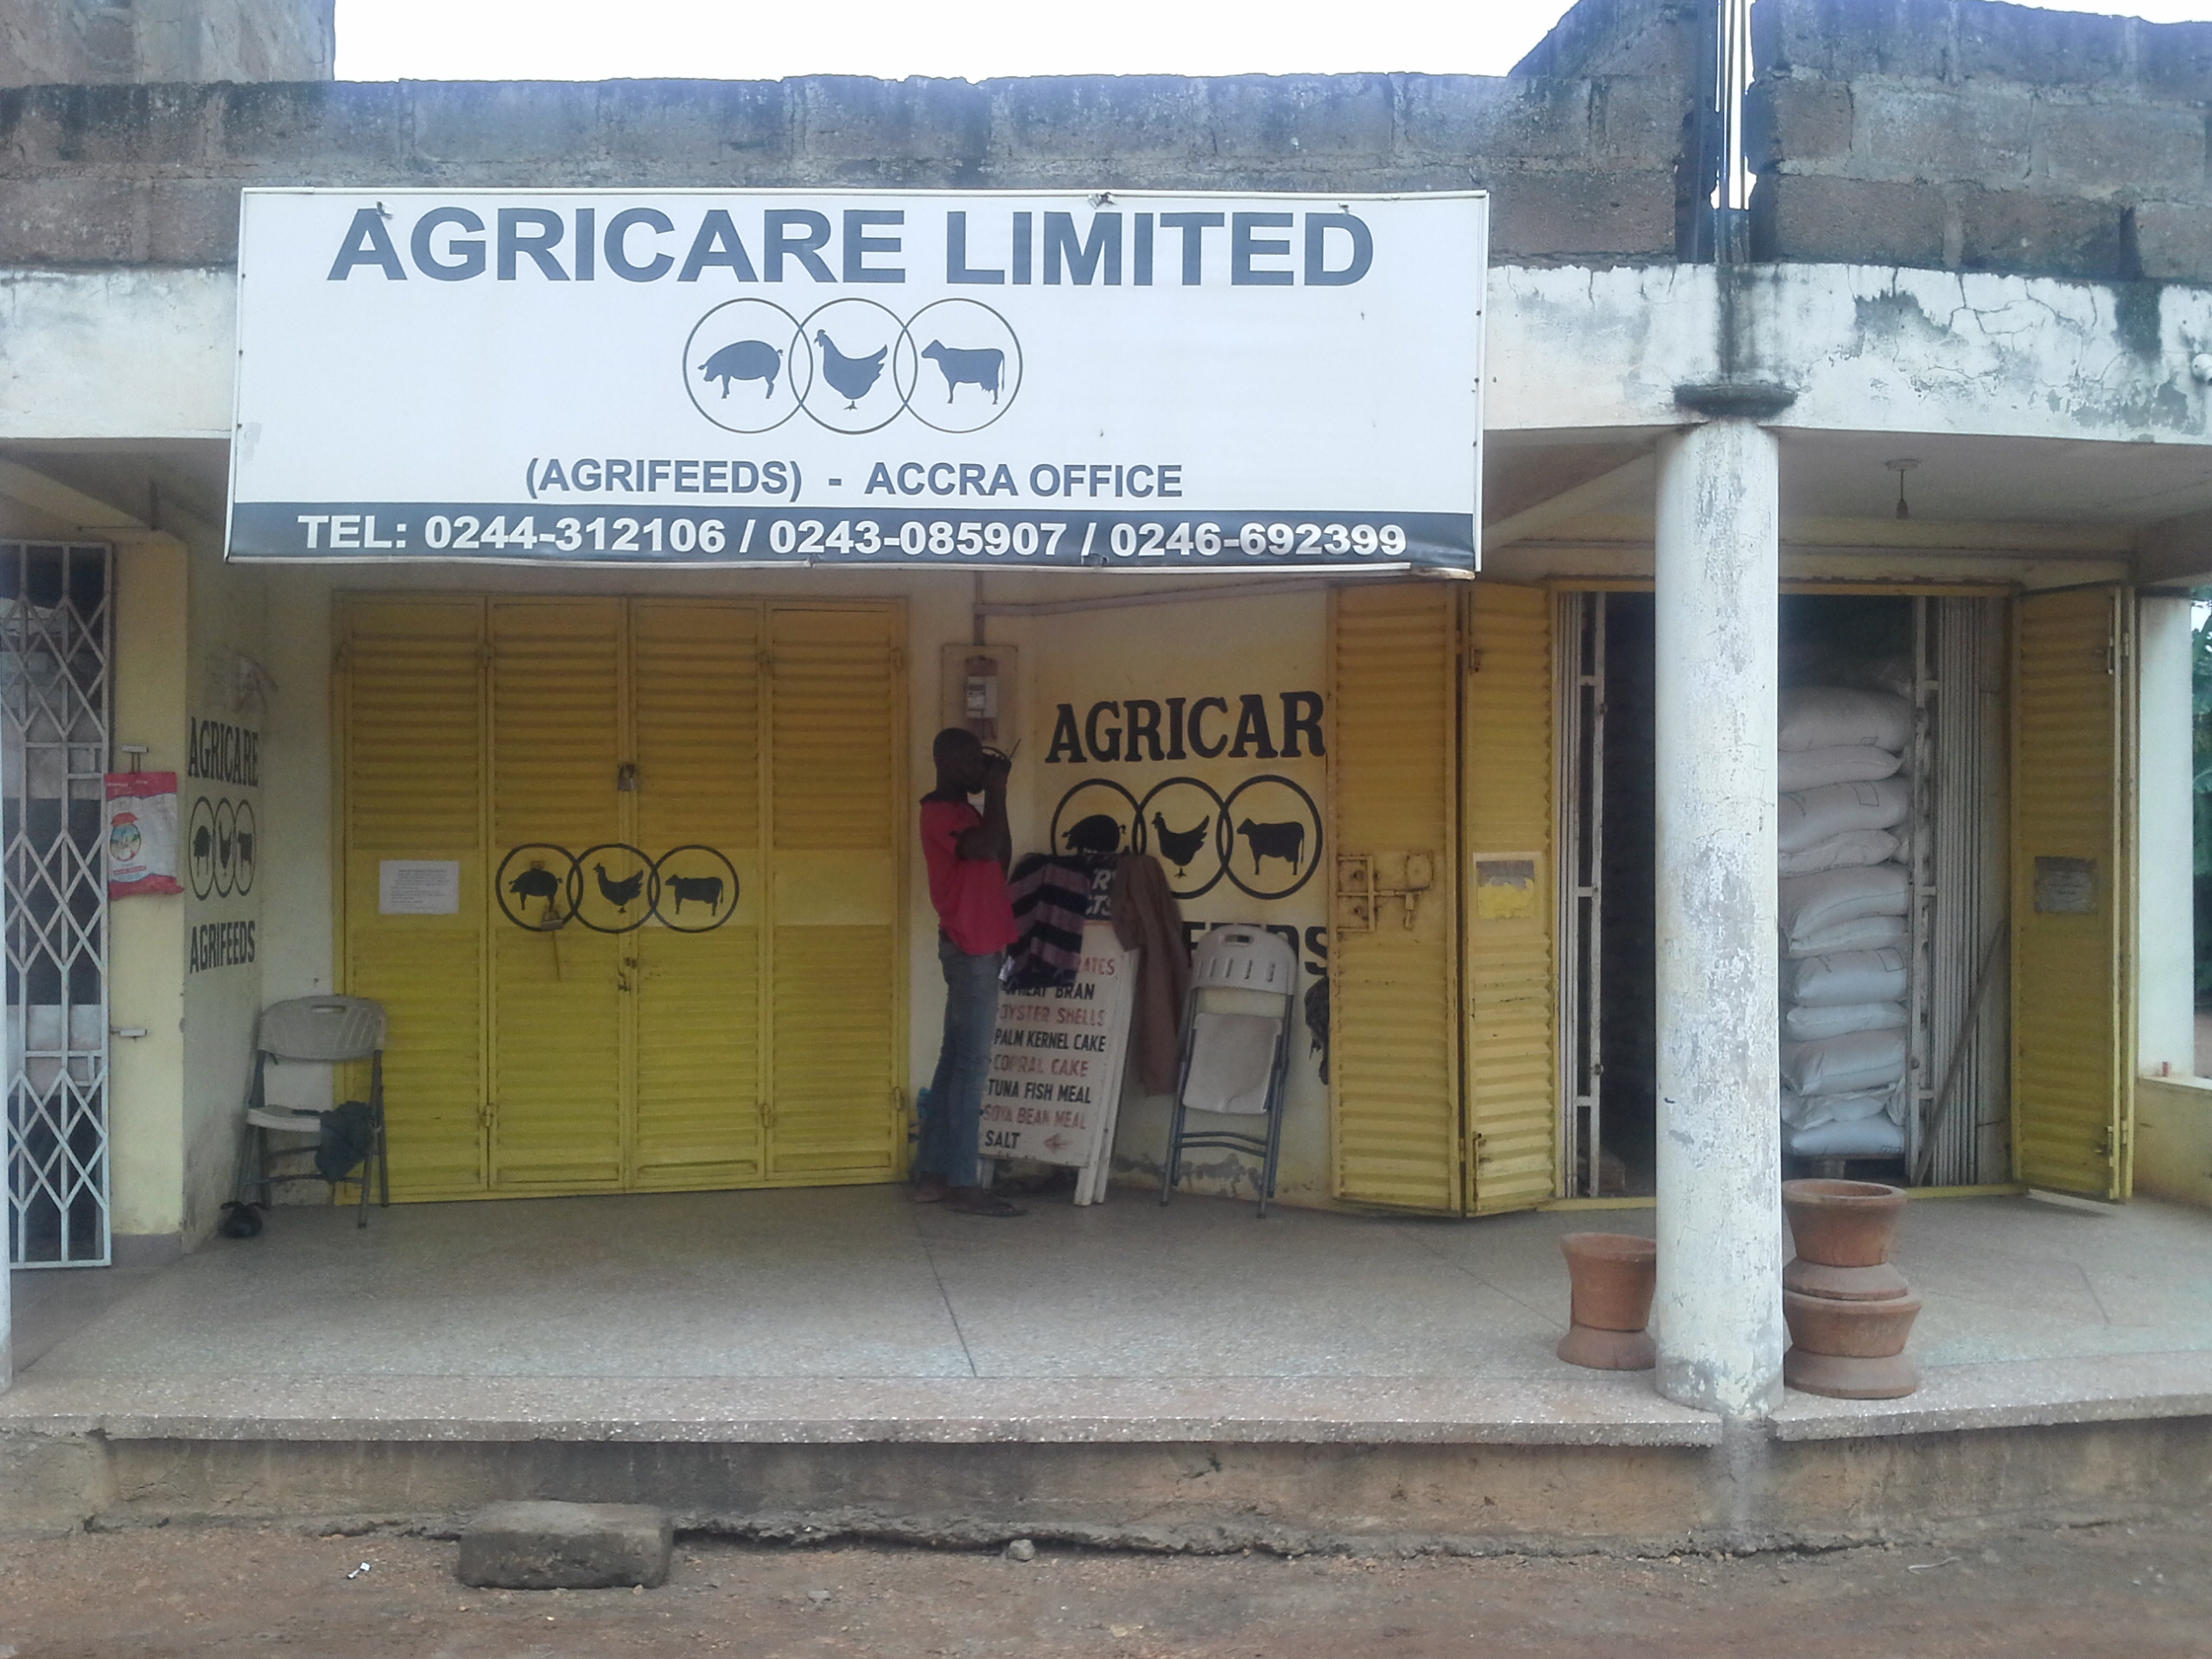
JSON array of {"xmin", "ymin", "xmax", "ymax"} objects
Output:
[
  {"xmin": 1158, "ymin": 924, "xmax": 1300, "ymax": 1218},
  {"xmin": 235, "ymin": 995, "xmax": 390, "ymax": 1227}
]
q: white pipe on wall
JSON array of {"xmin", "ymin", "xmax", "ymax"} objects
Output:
[{"xmin": 1649, "ymin": 419, "xmax": 1786, "ymax": 1420}]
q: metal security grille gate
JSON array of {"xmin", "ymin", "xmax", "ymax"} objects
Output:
[{"xmin": 2, "ymin": 543, "xmax": 113, "ymax": 1267}]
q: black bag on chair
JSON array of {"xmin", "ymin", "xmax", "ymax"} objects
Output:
[{"xmin": 315, "ymin": 1101, "xmax": 378, "ymax": 1184}]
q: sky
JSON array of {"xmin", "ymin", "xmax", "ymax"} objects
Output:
[{"xmin": 337, "ymin": 0, "xmax": 2212, "ymax": 82}]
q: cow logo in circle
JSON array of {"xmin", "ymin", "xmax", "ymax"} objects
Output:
[
  {"xmin": 897, "ymin": 300, "xmax": 1023, "ymax": 434},
  {"xmin": 1216, "ymin": 775, "xmax": 1323, "ymax": 901}
]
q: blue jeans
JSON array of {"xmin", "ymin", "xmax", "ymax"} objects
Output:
[{"xmin": 917, "ymin": 937, "xmax": 1005, "ymax": 1188}]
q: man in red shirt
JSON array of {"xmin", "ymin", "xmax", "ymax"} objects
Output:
[{"xmin": 913, "ymin": 727, "xmax": 1024, "ymax": 1217}]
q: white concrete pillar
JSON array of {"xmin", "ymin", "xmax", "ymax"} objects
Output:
[
  {"xmin": 1650, "ymin": 419, "xmax": 1785, "ymax": 1420},
  {"xmin": 2137, "ymin": 595, "xmax": 2197, "ymax": 1078}
]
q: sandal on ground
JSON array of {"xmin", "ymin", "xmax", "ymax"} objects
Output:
[
  {"xmin": 908, "ymin": 1179, "xmax": 950, "ymax": 1204},
  {"xmin": 947, "ymin": 1191, "xmax": 1027, "ymax": 1217}
]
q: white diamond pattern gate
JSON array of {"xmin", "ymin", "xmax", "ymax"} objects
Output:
[{"xmin": 3, "ymin": 543, "xmax": 112, "ymax": 1267}]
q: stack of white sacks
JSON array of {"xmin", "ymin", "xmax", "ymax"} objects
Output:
[{"xmin": 1776, "ymin": 686, "xmax": 1915, "ymax": 1160}]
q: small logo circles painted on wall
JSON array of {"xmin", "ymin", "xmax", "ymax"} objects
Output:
[
  {"xmin": 684, "ymin": 299, "xmax": 1021, "ymax": 436},
  {"xmin": 1047, "ymin": 773, "xmax": 1322, "ymax": 902},
  {"xmin": 188, "ymin": 795, "xmax": 256, "ymax": 900},
  {"xmin": 495, "ymin": 843, "xmax": 741, "ymax": 936}
]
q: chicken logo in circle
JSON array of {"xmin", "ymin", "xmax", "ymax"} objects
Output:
[{"xmin": 794, "ymin": 296, "xmax": 906, "ymax": 435}]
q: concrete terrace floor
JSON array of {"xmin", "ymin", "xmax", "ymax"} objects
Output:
[{"xmin": 5, "ymin": 1185, "xmax": 2212, "ymax": 1442}]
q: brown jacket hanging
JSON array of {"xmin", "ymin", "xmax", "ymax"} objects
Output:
[{"xmin": 1111, "ymin": 853, "xmax": 1191, "ymax": 1096}]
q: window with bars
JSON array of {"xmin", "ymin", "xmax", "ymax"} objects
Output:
[{"xmin": 3, "ymin": 542, "xmax": 112, "ymax": 1267}]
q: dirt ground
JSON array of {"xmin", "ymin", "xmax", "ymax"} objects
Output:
[{"xmin": 3, "ymin": 1513, "xmax": 2209, "ymax": 1657}]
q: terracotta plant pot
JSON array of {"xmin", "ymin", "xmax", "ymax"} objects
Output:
[
  {"xmin": 1783, "ymin": 1257, "xmax": 1911, "ymax": 1302},
  {"xmin": 1783, "ymin": 1348, "xmax": 1921, "ymax": 1400},
  {"xmin": 1783, "ymin": 1288, "xmax": 1922, "ymax": 1358},
  {"xmin": 1557, "ymin": 1233, "xmax": 1657, "ymax": 1371},
  {"xmin": 1559, "ymin": 1233, "xmax": 1657, "ymax": 1330},
  {"xmin": 1782, "ymin": 1179, "xmax": 1908, "ymax": 1268}
]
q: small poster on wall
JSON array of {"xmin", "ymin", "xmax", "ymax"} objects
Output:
[
  {"xmin": 982, "ymin": 919, "xmax": 1137, "ymax": 1205},
  {"xmin": 105, "ymin": 772, "xmax": 182, "ymax": 897},
  {"xmin": 379, "ymin": 859, "xmax": 461, "ymax": 915}
]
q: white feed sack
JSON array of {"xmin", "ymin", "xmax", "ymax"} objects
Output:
[
  {"xmin": 1779, "ymin": 745, "xmax": 1904, "ymax": 792},
  {"xmin": 1783, "ymin": 1000, "xmax": 1907, "ymax": 1041},
  {"xmin": 1785, "ymin": 945, "xmax": 1909, "ymax": 1007},
  {"xmin": 1783, "ymin": 1027, "xmax": 1909, "ymax": 1096},
  {"xmin": 1786, "ymin": 912, "xmax": 1906, "ymax": 959},
  {"xmin": 1777, "ymin": 686, "xmax": 1913, "ymax": 753},
  {"xmin": 1778, "ymin": 829, "xmax": 1902, "ymax": 877},
  {"xmin": 1778, "ymin": 863, "xmax": 1909, "ymax": 951},
  {"xmin": 1781, "ymin": 1088, "xmax": 1897, "ymax": 1129},
  {"xmin": 1777, "ymin": 778, "xmax": 1909, "ymax": 853}
]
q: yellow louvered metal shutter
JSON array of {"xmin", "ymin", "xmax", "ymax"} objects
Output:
[
  {"xmin": 336, "ymin": 596, "xmax": 487, "ymax": 1198},
  {"xmin": 1462, "ymin": 583, "xmax": 1559, "ymax": 1213},
  {"xmin": 1328, "ymin": 583, "xmax": 1462, "ymax": 1211},
  {"xmin": 630, "ymin": 600, "xmax": 766, "ymax": 1188},
  {"xmin": 2012, "ymin": 585, "xmax": 2133, "ymax": 1200},
  {"xmin": 765, "ymin": 603, "xmax": 906, "ymax": 1182},
  {"xmin": 486, "ymin": 599, "xmax": 626, "ymax": 1192}
]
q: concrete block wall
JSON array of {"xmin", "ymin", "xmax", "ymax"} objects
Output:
[
  {"xmin": 0, "ymin": 72, "xmax": 1689, "ymax": 270},
  {"xmin": 1750, "ymin": 0, "xmax": 2212, "ymax": 282},
  {"xmin": 2, "ymin": 0, "xmax": 334, "ymax": 90}
]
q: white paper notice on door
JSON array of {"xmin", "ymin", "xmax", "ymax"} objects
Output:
[{"xmin": 379, "ymin": 860, "xmax": 461, "ymax": 915}]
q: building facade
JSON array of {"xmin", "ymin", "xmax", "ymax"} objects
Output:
[{"xmin": 3, "ymin": 0, "xmax": 2208, "ymax": 1420}]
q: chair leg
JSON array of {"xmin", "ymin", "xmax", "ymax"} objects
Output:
[{"xmin": 1159, "ymin": 1099, "xmax": 1185, "ymax": 1205}]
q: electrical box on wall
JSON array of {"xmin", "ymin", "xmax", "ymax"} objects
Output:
[{"xmin": 940, "ymin": 644, "xmax": 1018, "ymax": 747}]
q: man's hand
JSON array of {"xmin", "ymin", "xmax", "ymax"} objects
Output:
[{"xmin": 982, "ymin": 750, "xmax": 1014, "ymax": 789}]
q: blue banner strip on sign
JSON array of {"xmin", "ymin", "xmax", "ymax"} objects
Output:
[{"xmin": 227, "ymin": 503, "xmax": 1476, "ymax": 569}]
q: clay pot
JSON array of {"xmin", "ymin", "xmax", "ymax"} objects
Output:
[
  {"xmin": 1557, "ymin": 1233, "xmax": 1657, "ymax": 1372},
  {"xmin": 1783, "ymin": 1257, "xmax": 1911, "ymax": 1302},
  {"xmin": 1560, "ymin": 1233, "xmax": 1657, "ymax": 1330},
  {"xmin": 1783, "ymin": 1348, "xmax": 1921, "ymax": 1400},
  {"xmin": 1782, "ymin": 1179, "xmax": 1907, "ymax": 1268},
  {"xmin": 1783, "ymin": 1288, "xmax": 1921, "ymax": 1358}
]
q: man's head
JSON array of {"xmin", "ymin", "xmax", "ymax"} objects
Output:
[{"xmin": 932, "ymin": 727, "xmax": 988, "ymax": 793}]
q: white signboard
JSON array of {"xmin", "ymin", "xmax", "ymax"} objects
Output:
[
  {"xmin": 982, "ymin": 921, "xmax": 1137, "ymax": 1205},
  {"xmin": 228, "ymin": 188, "xmax": 1485, "ymax": 571},
  {"xmin": 378, "ymin": 860, "xmax": 461, "ymax": 915}
]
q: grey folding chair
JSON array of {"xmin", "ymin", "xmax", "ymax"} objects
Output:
[
  {"xmin": 1159, "ymin": 925, "xmax": 1299, "ymax": 1218},
  {"xmin": 235, "ymin": 995, "xmax": 390, "ymax": 1227}
]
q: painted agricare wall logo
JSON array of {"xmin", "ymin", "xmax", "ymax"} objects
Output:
[{"xmin": 683, "ymin": 298, "xmax": 1022, "ymax": 435}]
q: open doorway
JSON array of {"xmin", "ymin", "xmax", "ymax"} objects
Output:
[{"xmin": 1558, "ymin": 589, "xmax": 2011, "ymax": 1198}]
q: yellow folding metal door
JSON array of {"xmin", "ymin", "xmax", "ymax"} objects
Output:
[
  {"xmin": 336, "ymin": 597, "xmax": 489, "ymax": 1198},
  {"xmin": 1328, "ymin": 583, "xmax": 1462, "ymax": 1211},
  {"xmin": 1460, "ymin": 583, "xmax": 1559, "ymax": 1213},
  {"xmin": 765, "ymin": 605, "xmax": 906, "ymax": 1183},
  {"xmin": 486, "ymin": 599, "xmax": 626, "ymax": 1192},
  {"xmin": 630, "ymin": 600, "xmax": 766, "ymax": 1188},
  {"xmin": 2012, "ymin": 584, "xmax": 2133, "ymax": 1199}
]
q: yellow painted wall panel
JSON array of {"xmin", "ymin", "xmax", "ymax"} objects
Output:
[
  {"xmin": 1462, "ymin": 583, "xmax": 1558, "ymax": 1214},
  {"xmin": 1329, "ymin": 585, "xmax": 1460, "ymax": 1211},
  {"xmin": 2012, "ymin": 586, "xmax": 2131, "ymax": 1200}
]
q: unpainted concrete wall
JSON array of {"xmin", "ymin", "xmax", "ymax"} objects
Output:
[
  {"xmin": 0, "ymin": 72, "xmax": 1688, "ymax": 270},
  {"xmin": 2, "ymin": 0, "xmax": 334, "ymax": 89},
  {"xmin": 1750, "ymin": 0, "xmax": 2212, "ymax": 282}
]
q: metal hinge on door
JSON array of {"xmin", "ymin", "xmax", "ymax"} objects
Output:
[{"xmin": 1335, "ymin": 851, "xmax": 1436, "ymax": 932}]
